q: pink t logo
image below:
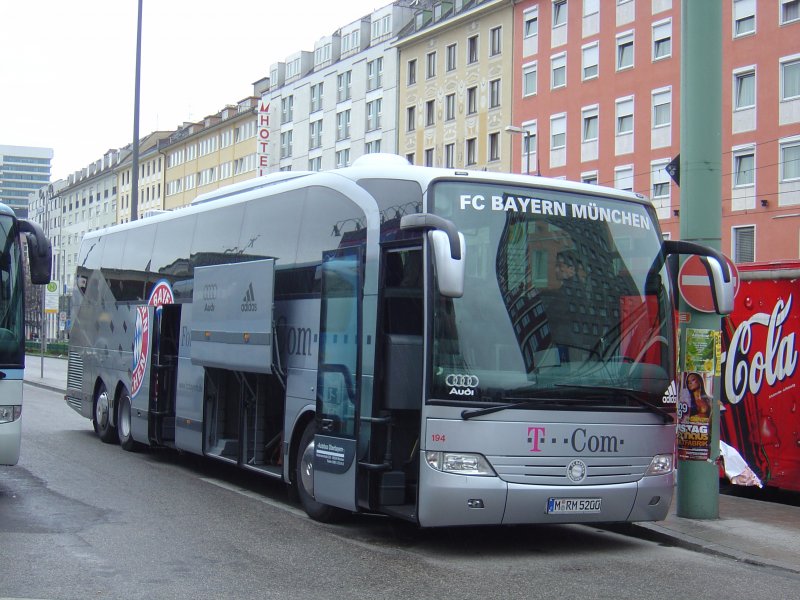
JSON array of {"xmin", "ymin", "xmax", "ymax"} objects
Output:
[{"xmin": 528, "ymin": 426, "xmax": 546, "ymax": 452}]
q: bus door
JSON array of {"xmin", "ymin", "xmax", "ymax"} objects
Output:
[
  {"xmin": 313, "ymin": 248, "xmax": 361, "ymax": 511},
  {"xmin": 149, "ymin": 304, "xmax": 180, "ymax": 445}
]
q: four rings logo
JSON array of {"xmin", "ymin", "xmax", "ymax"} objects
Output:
[
  {"xmin": 446, "ymin": 373, "xmax": 479, "ymax": 397},
  {"xmin": 203, "ymin": 283, "xmax": 217, "ymax": 312}
]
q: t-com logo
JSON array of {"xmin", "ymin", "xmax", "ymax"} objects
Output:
[{"xmin": 446, "ymin": 373, "xmax": 479, "ymax": 397}]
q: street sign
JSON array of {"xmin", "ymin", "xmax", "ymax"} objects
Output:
[{"xmin": 678, "ymin": 255, "xmax": 739, "ymax": 313}]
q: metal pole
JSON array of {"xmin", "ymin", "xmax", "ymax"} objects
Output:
[
  {"xmin": 525, "ymin": 132, "xmax": 531, "ymax": 175},
  {"xmin": 676, "ymin": 0, "xmax": 723, "ymax": 519},
  {"xmin": 130, "ymin": 0, "xmax": 143, "ymax": 222}
]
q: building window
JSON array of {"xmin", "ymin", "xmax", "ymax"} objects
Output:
[
  {"xmin": 467, "ymin": 86, "xmax": 478, "ymax": 114},
  {"xmin": 617, "ymin": 31, "xmax": 634, "ymax": 70},
  {"xmin": 281, "ymin": 95, "xmax": 294, "ymax": 124},
  {"xmin": 651, "ymin": 161, "xmax": 671, "ymax": 199},
  {"xmin": 652, "ymin": 20, "xmax": 672, "ymax": 60},
  {"xmin": 445, "ymin": 93, "xmax": 456, "ymax": 121},
  {"xmin": 524, "ymin": 8, "xmax": 539, "ymax": 38},
  {"xmin": 551, "ymin": 53, "xmax": 566, "ymax": 88},
  {"xmin": 366, "ymin": 99, "xmax": 382, "ymax": 131},
  {"xmin": 652, "ymin": 88, "xmax": 671, "ymax": 127},
  {"xmin": 523, "ymin": 62, "xmax": 537, "ymax": 96},
  {"xmin": 408, "ymin": 59, "xmax": 417, "ymax": 85},
  {"xmin": 489, "ymin": 132, "xmax": 500, "ymax": 162},
  {"xmin": 733, "ymin": 149, "xmax": 755, "ymax": 187},
  {"xmin": 407, "ymin": 106, "xmax": 416, "ymax": 132},
  {"xmin": 366, "ymin": 139, "xmax": 382, "ymax": 154},
  {"xmin": 423, "ymin": 148, "xmax": 434, "ymax": 167},
  {"xmin": 582, "ymin": 43, "xmax": 598, "ymax": 80},
  {"xmin": 309, "ymin": 157, "xmax": 322, "ymax": 171},
  {"xmin": 582, "ymin": 171, "xmax": 598, "ymax": 185},
  {"xmin": 781, "ymin": 139, "xmax": 800, "ymax": 181},
  {"xmin": 336, "ymin": 149, "xmax": 350, "ymax": 169},
  {"xmin": 490, "ymin": 26, "xmax": 502, "ymax": 56},
  {"xmin": 582, "ymin": 107, "xmax": 598, "ymax": 142},
  {"xmin": 336, "ymin": 110, "xmax": 351, "ymax": 140},
  {"xmin": 467, "ymin": 35, "xmax": 479, "ymax": 64},
  {"xmin": 553, "ymin": 0, "xmax": 567, "ymax": 28},
  {"xmin": 551, "ymin": 114, "xmax": 566, "ymax": 150},
  {"xmin": 445, "ymin": 143, "xmax": 455, "ymax": 168},
  {"xmin": 781, "ymin": 57, "xmax": 800, "ymax": 100},
  {"xmin": 426, "ymin": 51, "xmax": 437, "ymax": 79},
  {"xmin": 733, "ymin": 225, "xmax": 755, "ymax": 263},
  {"xmin": 406, "ymin": 152, "xmax": 415, "ymax": 165},
  {"xmin": 782, "ymin": 0, "xmax": 800, "ymax": 24},
  {"xmin": 489, "ymin": 79, "xmax": 501, "ymax": 108},
  {"xmin": 614, "ymin": 165, "xmax": 634, "ymax": 191},
  {"xmin": 734, "ymin": 70, "xmax": 756, "ymax": 109},
  {"xmin": 466, "ymin": 138, "xmax": 477, "ymax": 165},
  {"xmin": 733, "ymin": 0, "xmax": 755, "ymax": 37},
  {"xmin": 309, "ymin": 120, "xmax": 322, "ymax": 149},
  {"xmin": 280, "ymin": 130, "xmax": 293, "ymax": 158},
  {"xmin": 616, "ymin": 97, "xmax": 634, "ymax": 134},
  {"xmin": 446, "ymin": 43, "xmax": 457, "ymax": 71},
  {"xmin": 367, "ymin": 57, "xmax": 383, "ymax": 91},
  {"xmin": 311, "ymin": 83, "xmax": 324, "ymax": 113},
  {"xmin": 337, "ymin": 71, "xmax": 352, "ymax": 102},
  {"xmin": 425, "ymin": 100, "xmax": 435, "ymax": 127}
]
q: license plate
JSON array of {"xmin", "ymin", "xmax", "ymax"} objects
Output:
[{"xmin": 546, "ymin": 497, "xmax": 602, "ymax": 514}]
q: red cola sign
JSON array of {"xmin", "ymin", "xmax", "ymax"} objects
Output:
[{"xmin": 721, "ymin": 265, "xmax": 800, "ymax": 493}]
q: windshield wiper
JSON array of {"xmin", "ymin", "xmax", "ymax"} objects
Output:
[
  {"xmin": 461, "ymin": 399, "xmax": 552, "ymax": 420},
  {"xmin": 554, "ymin": 383, "xmax": 674, "ymax": 423}
]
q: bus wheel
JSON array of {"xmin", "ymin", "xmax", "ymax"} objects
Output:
[
  {"xmin": 117, "ymin": 390, "xmax": 137, "ymax": 452},
  {"xmin": 93, "ymin": 384, "xmax": 117, "ymax": 444},
  {"xmin": 296, "ymin": 420, "xmax": 344, "ymax": 523}
]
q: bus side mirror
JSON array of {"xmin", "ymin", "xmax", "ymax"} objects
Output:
[
  {"xmin": 662, "ymin": 239, "xmax": 734, "ymax": 315},
  {"xmin": 18, "ymin": 219, "xmax": 53, "ymax": 285},
  {"xmin": 430, "ymin": 230, "xmax": 465, "ymax": 298},
  {"xmin": 400, "ymin": 213, "xmax": 465, "ymax": 298}
]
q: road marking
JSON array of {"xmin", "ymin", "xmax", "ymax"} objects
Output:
[{"xmin": 199, "ymin": 477, "xmax": 307, "ymax": 518}]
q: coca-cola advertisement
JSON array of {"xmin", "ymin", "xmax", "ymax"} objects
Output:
[{"xmin": 720, "ymin": 262, "xmax": 800, "ymax": 493}]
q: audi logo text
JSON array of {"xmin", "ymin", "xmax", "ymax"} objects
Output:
[{"xmin": 446, "ymin": 373, "xmax": 480, "ymax": 396}]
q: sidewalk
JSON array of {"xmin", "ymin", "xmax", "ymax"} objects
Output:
[{"xmin": 24, "ymin": 356, "xmax": 800, "ymax": 572}]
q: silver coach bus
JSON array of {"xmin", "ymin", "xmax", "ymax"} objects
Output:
[{"xmin": 65, "ymin": 155, "xmax": 732, "ymax": 526}]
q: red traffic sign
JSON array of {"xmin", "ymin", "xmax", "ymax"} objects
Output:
[{"xmin": 678, "ymin": 255, "xmax": 739, "ymax": 313}]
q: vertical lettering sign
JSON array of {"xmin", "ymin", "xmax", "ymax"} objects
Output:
[{"xmin": 258, "ymin": 101, "xmax": 270, "ymax": 176}]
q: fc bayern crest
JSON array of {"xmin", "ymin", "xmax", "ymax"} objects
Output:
[
  {"xmin": 131, "ymin": 305, "xmax": 150, "ymax": 398},
  {"xmin": 130, "ymin": 280, "xmax": 174, "ymax": 398}
]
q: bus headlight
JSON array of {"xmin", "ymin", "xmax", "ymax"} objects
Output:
[
  {"xmin": 425, "ymin": 451, "xmax": 496, "ymax": 476},
  {"xmin": 0, "ymin": 405, "xmax": 22, "ymax": 424},
  {"xmin": 645, "ymin": 453, "xmax": 674, "ymax": 476}
]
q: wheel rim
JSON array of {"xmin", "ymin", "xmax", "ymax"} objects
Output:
[
  {"xmin": 95, "ymin": 390, "xmax": 110, "ymax": 428},
  {"xmin": 120, "ymin": 396, "xmax": 131, "ymax": 439},
  {"xmin": 300, "ymin": 438, "xmax": 315, "ymax": 498}
]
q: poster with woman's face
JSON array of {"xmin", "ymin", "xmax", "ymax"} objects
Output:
[{"xmin": 677, "ymin": 371, "xmax": 713, "ymax": 461}]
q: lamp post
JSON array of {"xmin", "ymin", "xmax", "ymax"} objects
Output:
[{"xmin": 504, "ymin": 126, "xmax": 534, "ymax": 175}]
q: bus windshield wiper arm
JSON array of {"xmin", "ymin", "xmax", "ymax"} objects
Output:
[
  {"xmin": 461, "ymin": 399, "xmax": 548, "ymax": 420},
  {"xmin": 554, "ymin": 383, "xmax": 674, "ymax": 423}
]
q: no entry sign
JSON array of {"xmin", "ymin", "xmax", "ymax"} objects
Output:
[{"xmin": 678, "ymin": 255, "xmax": 739, "ymax": 313}]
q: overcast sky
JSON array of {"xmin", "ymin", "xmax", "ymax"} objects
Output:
[{"xmin": 1, "ymin": 0, "xmax": 382, "ymax": 180}]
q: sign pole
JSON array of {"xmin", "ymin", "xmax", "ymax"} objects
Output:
[{"xmin": 676, "ymin": 0, "xmax": 723, "ymax": 519}]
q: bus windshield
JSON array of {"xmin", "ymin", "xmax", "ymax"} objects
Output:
[
  {"xmin": 0, "ymin": 213, "xmax": 23, "ymax": 369},
  {"xmin": 430, "ymin": 180, "xmax": 673, "ymax": 408}
]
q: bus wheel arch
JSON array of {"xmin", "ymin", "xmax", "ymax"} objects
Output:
[
  {"xmin": 92, "ymin": 379, "xmax": 118, "ymax": 444},
  {"xmin": 294, "ymin": 417, "xmax": 345, "ymax": 523}
]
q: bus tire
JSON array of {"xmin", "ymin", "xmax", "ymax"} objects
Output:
[
  {"xmin": 117, "ymin": 390, "xmax": 138, "ymax": 452},
  {"xmin": 93, "ymin": 383, "xmax": 117, "ymax": 444},
  {"xmin": 296, "ymin": 420, "xmax": 344, "ymax": 523}
]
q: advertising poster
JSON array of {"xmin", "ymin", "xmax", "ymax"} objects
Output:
[{"xmin": 678, "ymin": 328, "xmax": 717, "ymax": 461}]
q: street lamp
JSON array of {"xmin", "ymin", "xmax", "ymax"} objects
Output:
[{"xmin": 504, "ymin": 126, "xmax": 534, "ymax": 176}]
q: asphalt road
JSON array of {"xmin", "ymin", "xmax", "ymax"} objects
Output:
[{"xmin": 2, "ymin": 384, "xmax": 799, "ymax": 599}]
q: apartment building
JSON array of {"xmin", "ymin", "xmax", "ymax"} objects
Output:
[
  {"xmin": 396, "ymin": 0, "xmax": 514, "ymax": 172},
  {"xmin": 509, "ymin": 0, "xmax": 800, "ymax": 262},
  {"xmin": 116, "ymin": 131, "xmax": 173, "ymax": 223},
  {"xmin": 261, "ymin": 2, "xmax": 413, "ymax": 172},
  {"xmin": 162, "ymin": 96, "xmax": 260, "ymax": 210}
]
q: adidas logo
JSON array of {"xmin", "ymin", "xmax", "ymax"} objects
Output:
[{"xmin": 241, "ymin": 283, "xmax": 258, "ymax": 312}]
